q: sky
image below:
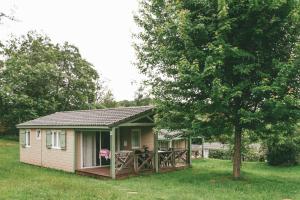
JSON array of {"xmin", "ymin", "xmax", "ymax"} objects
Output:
[{"xmin": 0, "ymin": 0, "xmax": 143, "ymax": 101}]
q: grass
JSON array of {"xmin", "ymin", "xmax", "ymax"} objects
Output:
[{"xmin": 1, "ymin": 138, "xmax": 300, "ymax": 200}]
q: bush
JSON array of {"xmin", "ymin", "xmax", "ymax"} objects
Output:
[
  {"xmin": 209, "ymin": 149, "xmax": 232, "ymax": 160},
  {"xmin": 242, "ymin": 148, "xmax": 265, "ymax": 162},
  {"xmin": 267, "ymin": 141, "xmax": 299, "ymax": 166},
  {"xmin": 208, "ymin": 145, "xmax": 266, "ymax": 162},
  {"xmin": 242, "ymin": 144, "xmax": 267, "ymax": 162}
]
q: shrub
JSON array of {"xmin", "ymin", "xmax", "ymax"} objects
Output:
[
  {"xmin": 242, "ymin": 144, "xmax": 267, "ymax": 162},
  {"xmin": 208, "ymin": 145, "xmax": 266, "ymax": 162},
  {"xmin": 242, "ymin": 148, "xmax": 265, "ymax": 162},
  {"xmin": 209, "ymin": 149, "xmax": 232, "ymax": 160},
  {"xmin": 267, "ymin": 141, "xmax": 299, "ymax": 166}
]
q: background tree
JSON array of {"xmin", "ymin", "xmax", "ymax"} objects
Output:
[
  {"xmin": 94, "ymin": 89, "xmax": 118, "ymax": 108},
  {"xmin": 133, "ymin": 84, "xmax": 152, "ymax": 106},
  {"xmin": 135, "ymin": 0, "xmax": 300, "ymax": 178},
  {"xmin": 118, "ymin": 84, "xmax": 152, "ymax": 107},
  {"xmin": 0, "ymin": 32, "xmax": 102, "ymax": 133}
]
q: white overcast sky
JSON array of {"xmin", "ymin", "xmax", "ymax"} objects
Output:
[{"xmin": 0, "ymin": 0, "xmax": 144, "ymax": 101}]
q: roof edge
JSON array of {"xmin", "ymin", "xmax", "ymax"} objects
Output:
[
  {"xmin": 56, "ymin": 105, "xmax": 154, "ymax": 114},
  {"xmin": 109, "ymin": 108, "xmax": 154, "ymax": 127},
  {"xmin": 16, "ymin": 105, "xmax": 155, "ymax": 128},
  {"xmin": 16, "ymin": 125, "xmax": 110, "ymax": 129}
]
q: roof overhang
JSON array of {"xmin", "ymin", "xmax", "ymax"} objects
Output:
[
  {"xmin": 16, "ymin": 107, "xmax": 155, "ymax": 129},
  {"xmin": 16, "ymin": 125, "xmax": 111, "ymax": 129}
]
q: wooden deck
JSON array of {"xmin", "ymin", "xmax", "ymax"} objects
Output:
[
  {"xmin": 76, "ymin": 167, "xmax": 137, "ymax": 179},
  {"xmin": 76, "ymin": 167, "xmax": 112, "ymax": 179},
  {"xmin": 76, "ymin": 165, "xmax": 188, "ymax": 180},
  {"xmin": 76, "ymin": 149, "xmax": 190, "ymax": 179}
]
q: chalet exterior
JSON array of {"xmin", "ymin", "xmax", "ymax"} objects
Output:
[{"xmin": 17, "ymin": 106, "xmax": 191, "ymax": 179}]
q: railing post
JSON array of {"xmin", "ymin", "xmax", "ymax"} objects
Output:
[
  {"xmin": 134, "ymin": 154, "xmax": 138, "ymax": 173},
  {"xmin": 110, "ymin": 127, "xmax": 116, "ymax": 179},
  {"xmin": 202, "ymin": 136, "xmax": 205, "ymax": 159},
  {"xmin": 172, "ymin": 148, "xmax": 175, "ymax": 167},
  {"xmin": 154, "ymin": 132, "xmax": 159, "ymax": 173},
  {"xmin": 188, "ymin": 135, "xmax": 192, "ymax": 167}
]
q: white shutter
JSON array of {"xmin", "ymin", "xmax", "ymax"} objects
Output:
[
  {"xmin": 59, "ymin": 130, "xmax": 66, "ymax": 150},
  {"xmin": 46, "ymin": 130, "xmax": 52, "ymax": 149},
  {"xmin": 20, "ymin": 129, "xmax": 26, "ymax": 148}
]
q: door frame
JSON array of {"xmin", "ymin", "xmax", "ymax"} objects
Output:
[
  {"xmin": 80, "ymin": 131, "xmax": 112, "ymax": 168},
  {"xmin": 80, "ymin": 131, "xmax": 100, "ymax": 169},
  {"xmin": 80, "ymin": 129, "xmax": 121, "ymax": 169}
]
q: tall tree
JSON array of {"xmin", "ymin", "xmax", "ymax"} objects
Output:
[
  {"xmin": 135, "ymin": 0, "xmax": 300, "ymax": 178},
  {"xmin": 0, "ymin": 32, "xmax": 101, "ymax": 133}
]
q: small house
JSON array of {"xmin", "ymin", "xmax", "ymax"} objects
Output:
[{"xmin": 17, "ymin": 106, "xmax": 191, "ymax": 179}]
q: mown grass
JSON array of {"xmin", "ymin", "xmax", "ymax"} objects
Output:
[{"xmin": 0, "ymin": 138, "xmax": 300, "ymax": 200}]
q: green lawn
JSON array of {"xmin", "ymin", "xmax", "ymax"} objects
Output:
[{"xmin": 1, "ymin": 138, "xmax": 300, "ymax": 200}]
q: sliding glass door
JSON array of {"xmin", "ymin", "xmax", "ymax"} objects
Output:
[
  {"xmin": 82, "ymin": 131, "xmax": 111, "ymax": 168},
  {"xmin": 82, "ymin": 133, "xmax": 96, "ymax": 167}
]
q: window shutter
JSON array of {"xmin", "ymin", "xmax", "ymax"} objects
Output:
[
  {"xmin": 46, "ymin": 130, "xmax": 52, "ymax": 149},
  {"xmin": 60, "ymin": 130, "xmax": 66, "ymax": 150},
  {"xmin": 20, "ymin": 129, "xmax": 26, "ymax": 148}
]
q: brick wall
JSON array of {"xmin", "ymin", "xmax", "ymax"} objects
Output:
[
  {"xmin": 20, "ymin": 128, "xmax": 42, "ymax": 166},
  {"xmin": 20, "ymin": 129, "xmax": 75, "ymax": 172},
  {"xmin": 119, "ymin": 127, "xmax": 154, "ymax": 151}
]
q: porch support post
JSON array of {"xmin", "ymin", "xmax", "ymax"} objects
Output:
[
  {"xmin": 188, "ymin": 135, "xmax": 192, "ymax": 167},
  {"xmin": 202, "ymin": 136, "xmax": 205, "ymax": 159},
  {"xmin": 73, "ymin": 131, "xmax": 77, "ymax": 172},
  {"xmin": 154, "ymin": 132, "xmax": 159, "ymax": 173},
  {"xmin": 110, "ymin": 127, "xmax": 116, "ymax": 179}
]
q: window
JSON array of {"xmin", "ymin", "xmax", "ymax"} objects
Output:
[
  {"xmin": 51, "ymin": 130, "xmax": 61, "ymax": 149},
  {"xmin": 46, "ymin": 130, "xmax": 66, "ymax": 150},
  {"xmin": 36, "ymin": 129, "xmax": 41, "ymax": 140},
  {"xmin": 25, "ymin": 129, "xmax": 30, "ymax": 147},
  {"xmin": 131, "ymin": 129, "xmax": 141, "ymax": 149}
]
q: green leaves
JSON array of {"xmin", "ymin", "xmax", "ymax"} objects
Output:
[
  {"xmin": 135, "ymin": 0, "xmax": 300, "ymax": 138},
  {"xmin": 0, "ymin": 32, "xmax": 101, "ymax": 132}
]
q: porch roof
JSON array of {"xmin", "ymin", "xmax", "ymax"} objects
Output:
[{"xmin": 17, "ymin": 106, "xmax": 154, "ymax": 128}]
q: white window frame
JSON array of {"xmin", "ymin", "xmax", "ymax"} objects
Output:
[
  {"xmin": 131, "ymin": 129, "xmax": 141, "ymax": 149},
  {"xmin": 25, "ymin": 129, "xmax": 31, "ymax": 147},
  {"xmin": 51, "ymin": 130, "xmax": 61, "ymax": 149},
  {"xmin": 36, "ymin": 129, "xmax": 41, "ymax": 140}
]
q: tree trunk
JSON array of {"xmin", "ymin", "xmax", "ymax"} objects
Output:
[{"xmin": 233, "ymin": 126, "xmax": 242, "ymax": 179}]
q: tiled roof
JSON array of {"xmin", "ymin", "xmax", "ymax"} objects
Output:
[{"xmin": 17, "ymin": 106, "xmax": 154, "ymax": 128}]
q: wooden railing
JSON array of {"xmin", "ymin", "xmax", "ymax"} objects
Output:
[
  {"xmin": 133, "ymin": 151, "xmax": 154, "ymax": 173},
  {"xmin": 115, "ymin": 151, "xmax": 154, "ymax": 175},
  {"xmin": 115, "ymin": 148, "xmax": 188, "ymax": 175},
  {"xmin": 115, "ymin": 151, "xmax": 134, "ymax": 175},
  {"xmin": 192, "ymin": 150, "xmax": 201, "ymax": 159},
  {"xmin": 158, "ymin": 148, "xmax": 188, "ymax": 169}
]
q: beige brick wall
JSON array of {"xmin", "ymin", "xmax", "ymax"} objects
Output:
[
  {"xmin": 41, "ymin": 129, "xmax": 75, "ymax": 172},
  {"xmin": 20, "ymin": 128, "xmax": 42, "ymax": 166},
  {"xmin": 141, "ymin": 127, "xmax": 154, "ymax": 151},
  {"xmin": 20, "ymin": 128, "xmax": 75, "ymax": 172},
  {"xmin": 119, "ymin": 127, "xmax": 154, "ymax": 151}
]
